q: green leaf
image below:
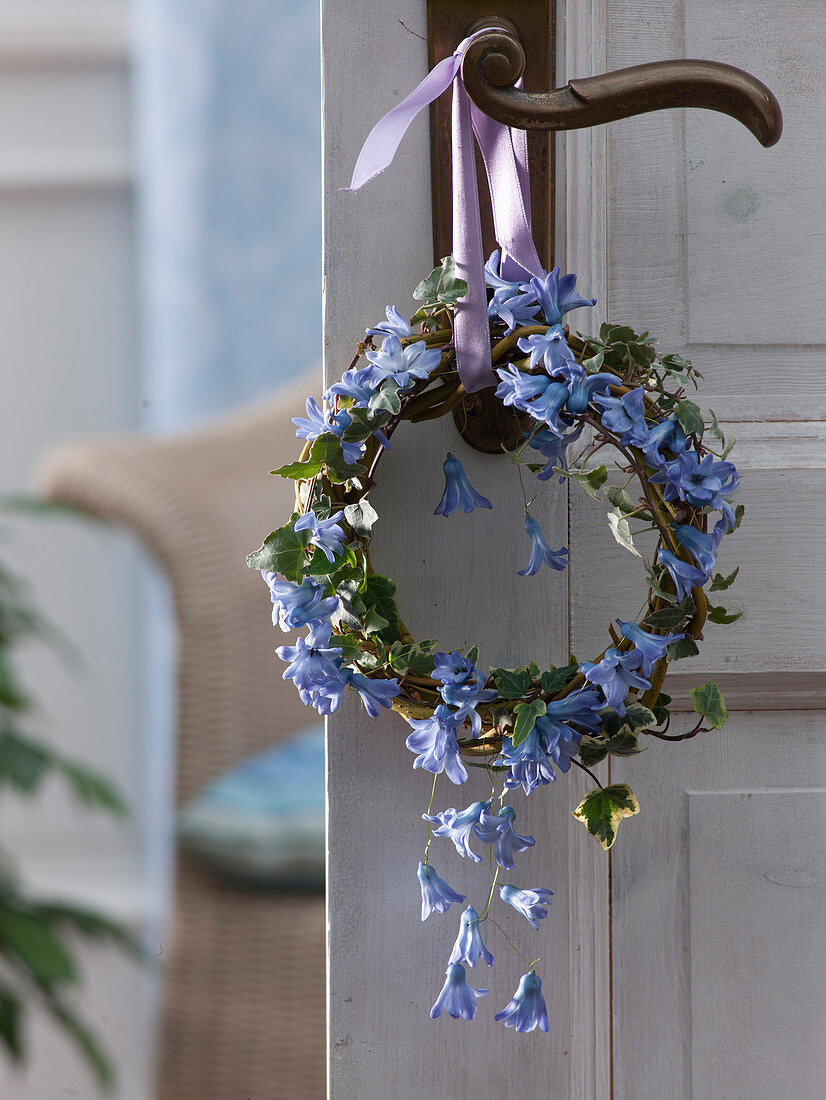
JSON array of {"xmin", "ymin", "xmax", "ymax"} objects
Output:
[
  {"xmin": 246, "ymin": 517, "xmax": 308, "ymax": 582},
  {"xmin": 308, "ymin": 434, "xmax": 366, "ymax": 483},
  {"xmin": 413, "ymin": 256, "xmax": 468, "ymax": 307},
  {"xmin": 643, "ymin": 597, "xmax": 694, "ymax": 630},
  {"xmin": 652, "ymin": 691, "xmax": 672, "ymax": 725},
  {"xmin": 675, "ymin": 400, "xmax": 704, "ymax": 438},
  {"xmin": 540, "ymin": 663, "xmax": 579, "ymax": 695},
  {"xmin": 688, "ymin": 679, "xmax": 728, "ymax": 729},
  {"xmin": 707, "ymin": 602, "xmax": 744, "ymax": 625},
  {"xmin": 555, "ymin": 464, "xmax": 608, "ymax": 499},
  {"xmin": 0, "ymin": 655, "xmax": 29, "ymax": 711},
  {"xmin": 622, "ymin": 703, "xmax": 657, "ymax": 732},
  {"xmin": 0, "ymin": 989, "xmax": 23, "ymax": 1060},
  {"xmin": 46, "ymin": 998, "xmax": 114, "ymax": 1092},
  {"xmin": 0, "ymin": 907, "xmax": 78, "ymax": 985},
  {"xmin": 706, "ymin": 409, "xmax": 725, "ymax": 444},
  {"xmin": 572, "ymin": 783, "xmax": 640, "ymax": 850},
  {"xmin": 362, "ymin": 574, "xmax": 402, "ymax": 644},
  {"xmin": 607, "ymin": 509, "xmax": 641, "ymax": 557},
  {"xmin": 271, "ymin": 458, "xmax": 322, "ymax": 481},
  {"xmin": 362, "ymin": 605, "xmax": 390, "ymax": 635},
  {"xmin": 512, "ymin": 699, "xmax": 546, "ymax": 748},
  {"xmin": 0, "ymin": 732, "xmax": 48, "ymax": 793},
  {"xmin": 709, "ymin": 566, "xmax": 739, "ymax": 592},
  {"xmin": 490, "ymin": 666, "xmax": 533, "ymax": 700},
  {"xmin": 367, "ymin": 379, "xmax": 403, "ymax": 418},
  {"xmin": 304, "ymin": 544, "xmax": 356, "ymax": 577},
  {"xmin": 604, "ymin": 486, "xmax": 636, "ymax": 514},
  {"xmin": 388, "ymin": 641, "xmax": 436, "ymax": 677},
  {"xmin": 465, "ymin": 645, "xmax": 479, "ymax": 666},
  {"xmin": 577, "ymin": 737, "xmax": 609, "ymax": 767},
  {"xmin": 732, "ymin": 503, "xmax": 745, "ymax": 530},
  {"xmin": 582, "ymin": 350, "xmax": 605, "ymax": 373},
  {"xmin": 344, "ymin": 499, "xmax": 379, "ymax": 540},
  {"xmin": 667, "ymin": 636, "xmax": 699, "ymax": 661},
  {"xmin": 56, "ymin": 760, "xmax": 128, "ymax": 816}
]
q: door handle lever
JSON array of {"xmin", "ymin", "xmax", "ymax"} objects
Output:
[{"xmin": 462, "ymin": 23, "xmax": 782, "ymax": 147}]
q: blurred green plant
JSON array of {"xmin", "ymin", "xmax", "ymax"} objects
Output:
[{"xmin": 0, "ymin": 500, "xmax": 145, "ymax": 1092}]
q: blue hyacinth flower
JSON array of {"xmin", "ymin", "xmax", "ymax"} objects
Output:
[
  {"xmin": 579, "ymin": 648, "xmax": 650, "ymax": 717},
  {"xmin": 364, "ymin": 334, "xmax": 442, "ymax": 390},
  {"xmin": 640, "ymin": 416, "xmax": 687, "ymax": 466},
  {"xmin": 294, "ymin": 509, "xmax": 347, "ymax": 565},
  {"xmin": 474, "ymin": 805, "xmax": 535, "ymax": 870},
  {"xmin": 657, "ymin": 548, "xmax": 708, "ymax": 603},
  {"xmin": 434, "ymin": 454, "xmax": 493, "ymax": 517},
  {"xmin": 292, "ymin": 397, "xmax": 365, "ymax": 465},
  {"xmin": 494, "ymin": 971, "xmax": 549, "ymax": 1033},
  {"xmin": 324, "ymin": 366, "xmax": 378, "ymax": 408},
  {"xmin": 262, "ymin": 573, "xmax": 339, "ymax": 632},
  {"xmin": 518, "ymin": 515, "xmax": 569, "ymax": 576},
  {"xmin": 517, "ymin": 326, "xmax": 580, "ymax": 378},
  {"xmin": 430, "ymin": 963, "xmax": 488, "ymax": 1021},
  {"xmin": 650, "ymin": 451, "xmax": 739, "ymax": 511},
  {"xmin": 484, "ymin": 249, "xmax": 533, "ymax": 297},
  {"xmin": 528, "ymin": 424, "xmax": 584, "ymax": 482},
  {"xmin": 405, "ymin": 705, "xmax": 468, "ymax": 786},
  {"xmin": 592, "ymin": 387, "xmax": 650, "ymax": 447},
  {"xmin": 275, "ymin": 620, "xmax": 346, "ymax": 714},
  {"xmin": 432, "ymin": 650, "xmax": 477, "ymax": 686},
  {"xmin": 448, "ymin": 905, "xmax": 494, "ymax": 968},
  {"xmin": 500, "ymin": 729, "xmax": 557, "ymax": 796},
  {"xmin": 565, "ymin": 370, "xmax": 618, "ymax": 415},
  {"xmin": 528, "ymin": 267, "xmax": 596, "ymax": 326},
  {"xmin": 366, "ymin": 304, "xmax": 413, "ymax": 339},
  {"xmin": 345, "ymin": 671, "xmax": 400, "ymax": 717},
  {"xmin": 417, "ymin": 861, "xmax": 466, "ymax": 921},
  {"xmin": 423, "ymin": 801, "xmax": 490, "ymax": 863},
  {"xmin": 673, "ymin": 522, "xmax": 724, "ymax": 575},
  {"xmin": 616, "ymin": 620, "xmax": 684, "ymax": 677},
  {"xmin": 489, "ymin": 288, "xmax": 541, "ymax": 334},
  {"xmin": 499, "ymin": 885, "xmax": 554, "ymax": 929}
]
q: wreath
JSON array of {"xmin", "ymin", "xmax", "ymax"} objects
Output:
[{"xmin": 248, "ymin": 254, "xmax": 742, "ymax": 1031}]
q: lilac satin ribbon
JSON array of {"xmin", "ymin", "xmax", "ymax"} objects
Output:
[{"xmin": 345, "ymin": 33, "xmax": 543, "ymax": 393}]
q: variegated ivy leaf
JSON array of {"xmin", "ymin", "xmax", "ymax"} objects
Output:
[
  {"xmin": 607, "ymin": 508, "xmax": 641, "ymax": 557},
  {"xmin": 572, "ymin": 783, "xmax": 640, "ymax": 850},
  {"xmin": 709, "ymin": 566, "xmax": 739, "ymax": 592},
  {"xmin": 555, "ymin": 464, "xmax": 607, "ymax": 499},
  {"xmin": 688, "ymin": 679, "xmax": 728, "ymax": 729}
]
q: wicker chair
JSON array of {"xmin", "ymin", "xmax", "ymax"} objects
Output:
[{"xmin": 35, "ymin": 372, "xmax": 326, "ymax": 1100}]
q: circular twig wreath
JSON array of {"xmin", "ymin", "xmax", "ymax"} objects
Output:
[{"xmin": 248, "ymin": 255, "xmax": 742, "ymax": 1028}]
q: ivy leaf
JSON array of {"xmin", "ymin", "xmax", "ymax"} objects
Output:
[
  {"xmin": 304, "ymin": 544, "xmax": 356, "ymax": 576},
  {"xmin": 362, "ymin": 574, "xmax": 402, "ymax": 644},
  {"xmin": 732, "ymin": 504, "xmax": 745, "ymax": 530},
  {"xmin": 388, "ymin": 640, "xmax": 438, "ymax": 677},
  {"xmin": 512, "ymin": 699, "xmax": 547, "ymax": 748},
  {"xmin": 344, "ymin": 499, "xmax": 379, "ymax": 540},
  {"xmin": 246, "ymin": 518, "xmax": 309, "ymax": 583},
  {"xmin": 709, "ymin": 566, "xmax": 739, "ymax": 592},
  {"xmin": 605, "ymin": 729, "xmax": 644, "ymax": 756},
  {"xmin": 707, "ymin": 408, "xmax": 726, "ymax": 444},
  {"xmin": 307, "ymin": 435, "xmax": 366, "ymax": 484},
  {"xmin": 675, "ymin": 399, "xmax": 704, "ymax": 438},
  {"xmin": 269, "ymin": 457, "xmax": 322, "ymax": 481},
  {"xmin": 604, "ymin": 486, "xmax": 636, "ymax": 514},
  {"xmin": 413, "ymin": 256, "xmax": 468, "ymax": 307},
  {"xmin": 362, "ymin": 605, "xmax": 390, "ymax": 636},
  {"xmin": 707, "ymin": 602, "xmax": 744, "ymax": 625},
  {"xmin": 689, "ymin": 679, "xmax": 728, "ymax": 729},
  {"xmin": 643, "ymin": 597, "xmax": 694, "ymax": 630},
  {"xmin": 466, "ymin": 645, "xmax": 479, "ymax": 665},
  {"xmin": 540, "ymin": 663, "xmax": 579, "ymax": 695},
  {"xmin": 491, "ymin": 667, "xmax": 533, "ymax": 700},
  {"xmin": 667, "ymin": 636, "xmax": 699, "ymax": 661},
  {"xmin": 572, "ymin": 783, "xmax": 640, "ymax": 850},
  {"xmin": 368, "ymin": 380, "xmax": 402, "ymax": 418},
  {"xmin": 578, "ymin": 737, "xmax": 609, "ymax": 767},
  {"xmin": 607, "ymin": 509, "xmax": 641, "ymax": 557},
  {"xmin": 622, "ymin": 703, "xmax": 657, "ymax": 732},
  {"xmin": 582, "ymin": 350, "xmax": 604, "ymax": 373},
  {"xmin": 652, "ymin": 691, "xmax": 672, "ymax": 725},
  {"xmin": 555, "ymin": 464, "xmax": 608, "ymax": 499}
]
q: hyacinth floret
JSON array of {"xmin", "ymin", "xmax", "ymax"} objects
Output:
[
  {"xmin": 434, "ymin": 454, "xmax": 493, "ymax": 517},
  {"xmin": 474, "ymin": 805, "xmax": 535, "ymax": 870},
  {"xmin": 579, "ymin": 648, "xmax": 650, "ymax": 717},
  {"xmin": 423, "ymin": 801, "xmax": 490, "ymax": 863},
  {"xmin": 494, "ymin": 971, "xmax": 549, "ymax": 1033},
  {"xmin": 499, "ymin": 885, "xmax": 554, "ymax": 929},
  {"xmin": 405, "ymin": 705, "xmax": 468, "ymax": 786},
  {"xmin": 616, "ymin": 620, "xmax": 684, "ymax": 677},
  {"xmin": 448, "ymin": 905, "xmax": 494, "ymax": 968},
  {"xmin": 650, "ymin": 450, "xmax": 739, "ymax": 511},
  {"xmin": 592, "ymin": 387, "xmax": 651, "ymax": 448},
  {"xmin": 292, "ymin": 397, "xmax": 365, "ymax": 465},
  {"xmin": 417, "ymin": 861, "xmax": 465, "ymax": 921},
  {"xmin": 430, "ymin": 963, "xmax": 488, "ymax": 1021},
  {"xmin": 293, "ymin": 509, "xmax": 347, "ymax": 565},
  {"xmin": 518, "ymin": 515, "xmax": 569, "ymax": 576},
  {"xmin": 366, "ymin": 305, "xmax": 413, "ymax": 339},
  {"xmin": 364, "ymin": 334, "xmax": 442, "ymax": 390},
  {"xmin": 262, "ymin": 573, "xmax": 338, "ymax": 632}
]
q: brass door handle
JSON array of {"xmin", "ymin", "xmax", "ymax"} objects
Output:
[{"xmin": 462, "ymin": 23, "xmax": 782, "ymax": 147}]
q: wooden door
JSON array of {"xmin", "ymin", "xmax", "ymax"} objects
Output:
[
  {"xmin": 566, "ymin": 2, "xmax": 826, "ymax": 1097},
  {"xmin": 324, "ymin": 2, "xmax": 825, "ymax": 1096}
]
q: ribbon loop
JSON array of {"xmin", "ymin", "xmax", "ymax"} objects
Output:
[{"xmin": 346, "ymin": 33, "xmax": 544, "ymax": 393}]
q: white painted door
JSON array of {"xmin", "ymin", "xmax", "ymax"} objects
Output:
[{"xmin": 324, "ymin": 2, "xmax": 825, "ymax": 1097}]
